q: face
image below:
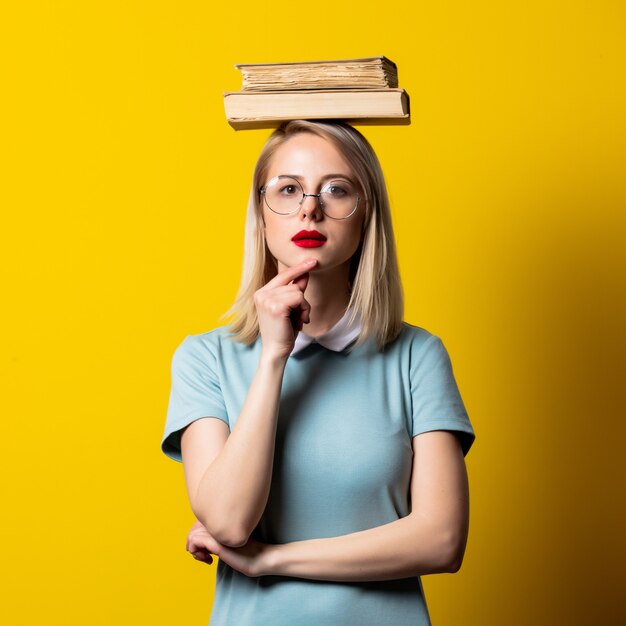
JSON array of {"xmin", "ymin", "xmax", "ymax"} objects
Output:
[{"xmin": 260, "ymin": 133, "xmax": 365, "ymax": 276}]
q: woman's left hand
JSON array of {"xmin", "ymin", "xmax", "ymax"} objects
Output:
[{"xmin": 186, "ymin": 520, "xmax": 274, "ymax": 578}]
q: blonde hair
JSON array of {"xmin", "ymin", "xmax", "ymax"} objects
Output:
[{"xmin": 221, "ymin": 120, "xmax": 404, "ymax": 351}]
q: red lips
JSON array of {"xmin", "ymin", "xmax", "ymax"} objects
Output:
[{"xmin": 292, "ymin": 230, "xmax": 327, "ymax": 241}]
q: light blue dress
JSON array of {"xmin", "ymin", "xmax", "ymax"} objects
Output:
[{"xmin": 162, "ymin": 322, "xmax": 475, "ymax": 626}]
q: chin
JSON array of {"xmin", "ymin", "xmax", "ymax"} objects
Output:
[{"xmin": 273, "ymin": 250, "xmax": 320, "ymax": 271}]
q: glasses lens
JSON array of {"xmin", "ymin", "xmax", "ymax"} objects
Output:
[
  {"xmin": 320, "ymin": 180, "xmax": 359, "ymax": 219},
  {"xmin": 262, "ymin": 176, "xmax": 360, "ymax": 218},
  {"xmin": 263, "ymin": 176, "xmax": 303, "ymax": 215}
]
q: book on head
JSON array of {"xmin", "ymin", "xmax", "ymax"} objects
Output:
[
  {"xmin": 234, "ymin": 56, "xmax": 399, "ymax": 91},
  {"xmin": 224, "ymin": 88, "xmax": 410, "ymax": 130},
  {"xmin": 224, "ymin": 56, "xmax": 410, "ymax": 130}
]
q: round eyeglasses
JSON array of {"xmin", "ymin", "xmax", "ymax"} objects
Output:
[{"xmin": 260, "ymin": 175, "xmax": 360, "ymax": 220}]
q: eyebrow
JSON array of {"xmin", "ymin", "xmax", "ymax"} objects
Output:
[{"xmin": 279, "ymin": 173, "xmax": 355, "ymax": 183}]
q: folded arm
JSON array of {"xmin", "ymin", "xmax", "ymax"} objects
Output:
[
  {"xmin": 190, "ymin": 430, "xmax": 470, "ymax": 581},
  {"xmin": 181, "ymin": 352, "xmax": 287, "ymax": 548}
]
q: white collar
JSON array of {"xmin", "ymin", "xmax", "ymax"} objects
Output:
[{"xmin": 291, "ymin": 307, "xmax": 362, "ymax": 356}]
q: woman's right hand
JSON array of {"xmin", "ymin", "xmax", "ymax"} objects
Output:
[{"xmin": 254, "ymin": 258, "xmax": 318, "ymax": 360}]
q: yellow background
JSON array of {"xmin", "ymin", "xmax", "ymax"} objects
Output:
[{"xmin": 2, "ymin": 1, "xmax": 625, "ymax": 624}]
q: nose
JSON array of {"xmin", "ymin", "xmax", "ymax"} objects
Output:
[{"xmin": 300, "ymin": 193, "xmax": 323, "ymax": 220}]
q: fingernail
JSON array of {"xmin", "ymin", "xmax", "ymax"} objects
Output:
[{"xmin": 306, "ymin": 259, "xmax": 316, "ymax": 265}]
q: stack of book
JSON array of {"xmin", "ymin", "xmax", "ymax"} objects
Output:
[{"xmin": 223, "ymin": 57, "xmax": 410, "ymax": 130}]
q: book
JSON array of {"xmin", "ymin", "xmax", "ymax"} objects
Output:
[
  {"xmin": 224, "ymin": 88, "xmax": 410, "ymax": 130},
  {"xmin": 235, "ymin": 56, "xmax": 398, "ymax": 91}
]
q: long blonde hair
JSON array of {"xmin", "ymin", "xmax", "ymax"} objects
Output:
[{"xmin": 221, "ymin": 120, "xmax": 404, "ymax": 351}]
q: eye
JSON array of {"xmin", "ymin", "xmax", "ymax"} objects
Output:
[
  {"xmin": 328, "ymin": 185, "xmax": 347, "ymax": 197},
  {"xmin": 324, "ymin": 181, "xmax": 354, "ymax": 197},
  {"xmin": 279, "ymin": 184, "xmax": 299, "ymax": 195}
]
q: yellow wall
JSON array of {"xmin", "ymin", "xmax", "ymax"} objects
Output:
[{"xmin": 2, "ymin": 1, "xmax": 625, "ymax": 624}]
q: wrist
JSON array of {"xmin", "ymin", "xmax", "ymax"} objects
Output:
[
  {"xmin": 259, "ymin": 348, "xmax": 290, "ymax": 368},
  {"xmin": 260, "ymin": 542, "xmax": 287, "ymax": 577}
]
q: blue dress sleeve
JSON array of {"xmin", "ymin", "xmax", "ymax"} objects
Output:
[
  {"xmin": 409, "ymin": 334, "xmax": 475, "ymax": 456},
  {"xmin": 161, "ymin": 335, "xmax": 230, "ymax": 463}
]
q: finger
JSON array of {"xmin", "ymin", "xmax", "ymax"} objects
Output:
[
  {"xmin": 289, "ymin": 297, "xmax": 310, "ymax": 330},
  {"xmin": 195, "ymin": 533, "xmax": 222, "ymax": 557},
  {"xmin": 291, "ymin": 271, "xmax": 309, "ymax": 294},
  {"xmin": 260, "ymin": 288, "xmax": 309, "ymax": 318},
  {"xmin": 191, "ymin": 551, "xmax": 213, "ymax": 564},
  {"xmin": 187, "ymin": 542, "xmax": 214, "ymax": 560},
  {"xmin": 290, "ymin": 308, "xmax": 303, "ymax": 333},
  {"xmin": 300, "ymin": 304, "xmax": 310, "ymax": 325},
  {"xmin": 262, "ymin": 259, "xmax": 317, "ymax": 290},
  {"xmin": 293, "ymin": 294, "xmax": 310, "ymax": 325},
  {"xmin": 188, "ymin": 538, "xmax": 199, "ymax": 552},
  {"xmin": 186, "ymin": 534, "xmax": 197, "ymax": 552},
  {"xmin": 283, "ymin": 291, "xmax": 310, "ymax": 327}
]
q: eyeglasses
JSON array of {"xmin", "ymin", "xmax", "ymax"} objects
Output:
[{"xmin": 260, "ymin": 175, "xmax": 360, "ymax": 220}]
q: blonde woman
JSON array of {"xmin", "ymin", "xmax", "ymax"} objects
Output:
[{"xmin": 162, "ymin": 120, "xmax": 475, "ymax": 625}]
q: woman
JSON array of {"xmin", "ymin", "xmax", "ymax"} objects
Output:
[{"xmin": 162, "ymin": 120, "xmax": 475, "ymax": 625}]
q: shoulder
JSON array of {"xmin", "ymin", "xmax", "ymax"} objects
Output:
[
  {"xmin": 384, "ymin": 322, "xmax": 456, "ymax": 370},
  {"xmin": 390, "ymin": 321, "xmax": 443, "ymax": 353},
  {"xmin": 171, "ymin": 324, "xmax": 258, "ymax": 369},
  {"xmin": 175, "ymin": 325, "xmax": 233, "ymax": 350},
  {"xmin": 398, "ymin": 321, "xmax": 437, "ymax": 342}
]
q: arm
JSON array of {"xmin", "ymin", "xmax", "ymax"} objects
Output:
[
  {"xmin": 194, "ymin": 430, "xmax": 470, "ymax": 580},
  {"xmin": 180, "ymin": 260, "xmax": 317, "ymax": 548},
  {"xmin": 181, "ymin": 352, "xmax": 287, "ymax": 548},
  {"xmin": 272, "ymin": 431, "xmax": 469, "ymax": 580}
]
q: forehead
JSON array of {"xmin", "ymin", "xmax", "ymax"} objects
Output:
[{"xmin": 266, "ymin": 133, "xmax": 354, "ymax": 180}]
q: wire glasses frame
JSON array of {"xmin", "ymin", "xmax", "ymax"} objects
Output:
[{"xmin": 259, "ymin": 175, "xmax": 361, "ymax": 220}]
